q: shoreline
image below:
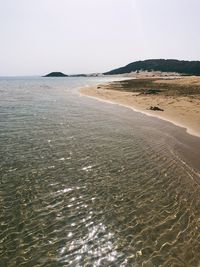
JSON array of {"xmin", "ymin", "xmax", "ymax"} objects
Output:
[{"xmin": 80, "ymin": 79, "xmax": 200, "ymax": 138}]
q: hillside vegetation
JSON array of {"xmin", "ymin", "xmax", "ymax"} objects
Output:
[{"xmin": 104, "ymin": 59, "xmax": 200, "ymax": 76}]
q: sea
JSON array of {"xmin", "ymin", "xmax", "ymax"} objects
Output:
[{"xmin": 0, "ymin": 76, "xmax": 200, "ymax": 267}]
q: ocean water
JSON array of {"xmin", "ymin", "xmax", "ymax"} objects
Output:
[{"xmin": 0, "ymin": 76, "xmax": 200, "ymax": 267}]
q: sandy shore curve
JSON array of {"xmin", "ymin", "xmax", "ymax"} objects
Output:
[{"xmin": 80, "ymin": 77, "xmax": 200, "ymax": 138}]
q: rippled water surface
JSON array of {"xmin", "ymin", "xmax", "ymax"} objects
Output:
[{"xmin": 1, "ymin": 77, "xmax": 200, "ymax": 267}]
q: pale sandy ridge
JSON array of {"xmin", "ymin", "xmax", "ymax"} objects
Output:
[{"xmin": 80, "ymin": 79, "xmax": 200, "ymax": 138}]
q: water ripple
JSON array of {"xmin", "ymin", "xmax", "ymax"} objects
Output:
[{"xmin": 1, "ymin": 77, "xmax": 200, "ymax": 266}]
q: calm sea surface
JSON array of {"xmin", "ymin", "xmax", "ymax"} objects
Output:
[{"xmin": 0, "ymin": 77, "xmax": 200, "ymax": 267}]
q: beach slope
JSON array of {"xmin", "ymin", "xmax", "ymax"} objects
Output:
[{"xmin": 80, "ymin": 76, "xmax": 200, "ymax": 137}]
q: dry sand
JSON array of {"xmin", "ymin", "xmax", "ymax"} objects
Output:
[{"xmin": 80, "ymin": 76, "xmax": 200, "ymax": 137}]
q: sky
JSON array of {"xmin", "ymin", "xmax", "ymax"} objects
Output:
[{"xmin": 0, "ymin": 0, "xmax": 200, "ymax": 76}]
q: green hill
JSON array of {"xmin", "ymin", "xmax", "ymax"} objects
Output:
[
  {"xmin": 44, "ymin": 72, "xmax": 68, "ymax": 77},
  {"xmin": 104, "ymin": 59, "xmax": 200, "ymax": 76}
]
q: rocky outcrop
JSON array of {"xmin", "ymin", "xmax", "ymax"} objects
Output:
[{"xmin": 44, "ymin": 72, "xmax": 68, "ymax": 77}]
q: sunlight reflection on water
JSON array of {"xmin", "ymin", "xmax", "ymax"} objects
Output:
[{"xmin": 1, "ymin": 77, "xmax": 200, "ymax": 267}]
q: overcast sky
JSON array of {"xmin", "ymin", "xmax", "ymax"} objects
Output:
[{"xmin": 0, "ymin": 0, "xmax": 200, "ymax": 76}]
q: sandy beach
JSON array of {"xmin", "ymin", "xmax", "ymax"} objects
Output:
[{"xmin": 80, "ymin": 75, "xmax": 200, "ymax": 137}]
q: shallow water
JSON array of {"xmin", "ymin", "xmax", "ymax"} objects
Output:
[{"xmin": 0, "ymin": 77, "xmax": 200, "ymax": 267}]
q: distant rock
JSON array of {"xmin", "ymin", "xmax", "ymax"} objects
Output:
[
  {"xmin": 144, "ymin": 89, "xmax": 161, "ymax": 94},
  {"xmin": 149, "ymin": 106, "xmax": 164, "ymax": 111},
  {"xmin": 69, "ymin": 74, "xmax": 88, "ymax": 77},
  {"xmin": 44, "ymin": 72, "xmax": 68, "ymax": 77},
  {"xmin": 69, "ymin": 73, "xmax": 103, "ymax": 77}
]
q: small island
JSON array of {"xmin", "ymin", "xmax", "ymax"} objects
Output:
[{"xmin": 44, "ymin": 72, "xmax": 68, "ymax": 77}]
